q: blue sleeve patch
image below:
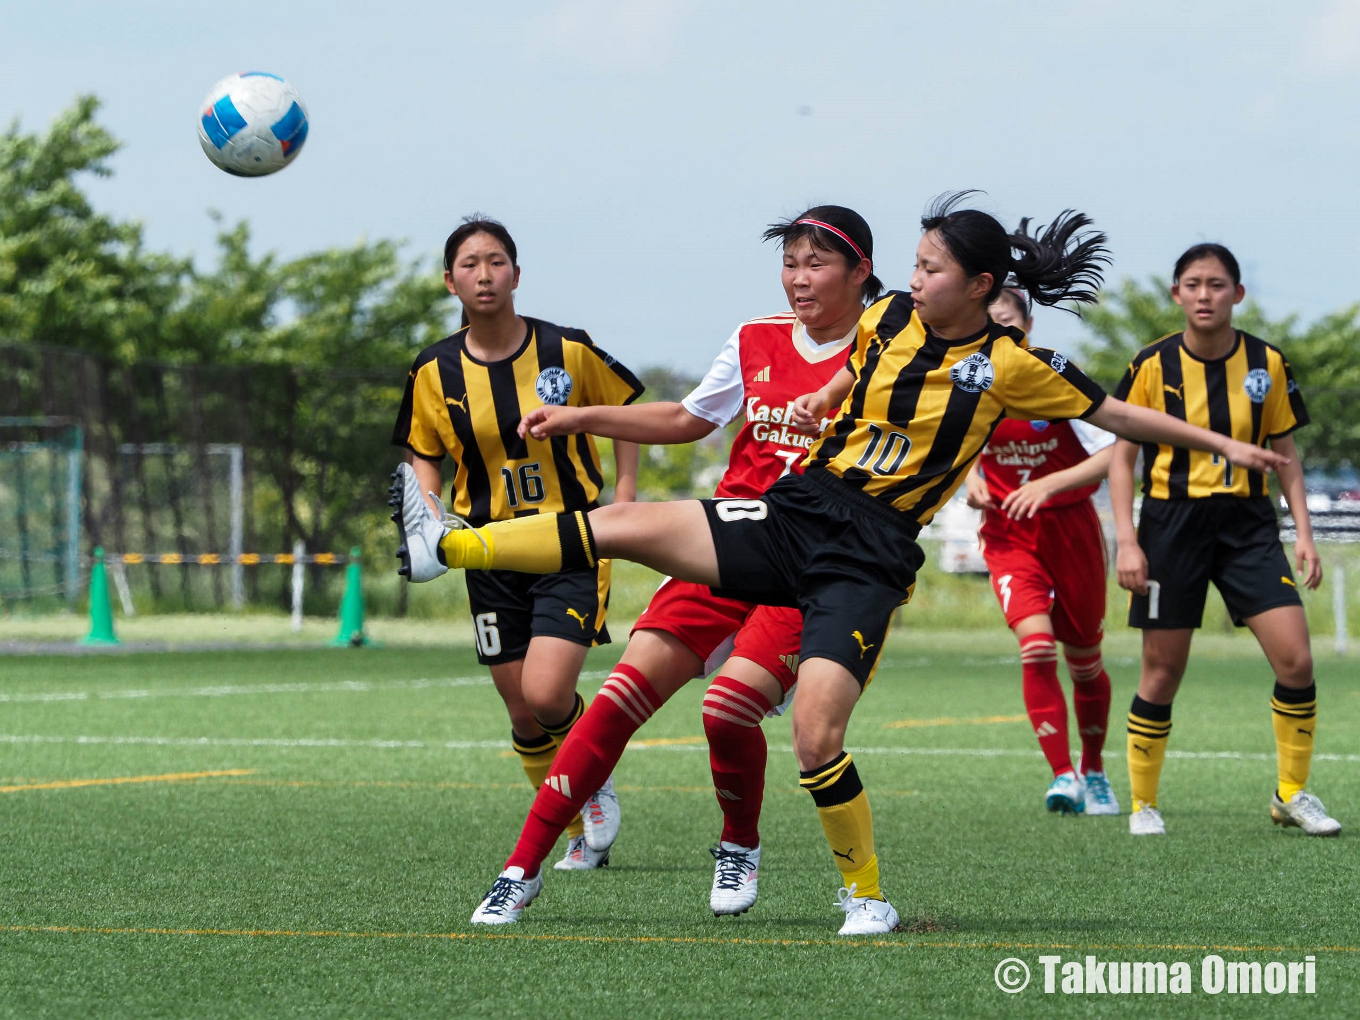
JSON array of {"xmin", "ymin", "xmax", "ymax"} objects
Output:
[
  {"xmin": 240, "ymin": 71, "xmax": 284, "ymax": 80},
  {"xmin": 201, "ymin": 94, "xmax": 248, "ymax": 149},
  {"xmin": 270, "ymin": 102, "xmax": 308, "ymax": 156}
]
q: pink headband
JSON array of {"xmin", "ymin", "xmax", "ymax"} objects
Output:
[{"xmin": 794, "ymin": 218, "xmax": 868, "ymax": 263}]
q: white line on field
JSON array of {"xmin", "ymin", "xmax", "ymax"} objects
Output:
[
  {"xmin": 0, "ymin": 734, "xmax": 508, "ymax": 750},
  {"xmin": 834, "ymin": 746, "xmax": 1360, "ymax": 764},
  {"xmin": 0, "ymin": 676, "xmax": 494, "ymax": 704},
  {"xmin": 1, "ymin": 732, "xmax": 1358, "ymax": 764}
]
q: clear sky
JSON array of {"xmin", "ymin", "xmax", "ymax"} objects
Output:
[{"xmin": 4, "ymin": 0, "xmax": 1357, "ymax": 374}]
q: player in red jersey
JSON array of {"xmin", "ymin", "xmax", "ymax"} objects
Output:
[
  {"xmin": 466, "ymin": 205, "xmax": 882, "ymax": 923},
  {"xmin": 964, "ymin": 287, "xmax": 1119, "ymax": 816}
]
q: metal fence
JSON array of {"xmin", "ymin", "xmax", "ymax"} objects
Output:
[{"xmin": 1, "ymin": 342, "xmax": 399, "ymax": 608}]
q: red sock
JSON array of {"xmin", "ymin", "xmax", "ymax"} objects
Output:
[
  {"xmin": 702, "ymin": 676, "xmax": 775, "ymax": 848},
  {"xmin": 505, "ymin": 664, "xmax": 662, "ymax": 876},
  {"xmin": 1020, "ymin": 633, "xmax": 1071, "ymax": 776},
  {"xmin": 1066, "ymin": 651, "xmax": 1111, "ymax": 774}
]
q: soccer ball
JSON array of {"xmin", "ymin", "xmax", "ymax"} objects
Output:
[{"xmin": 197, "ymin": 72, "xmax": 309, "ymax": 177}]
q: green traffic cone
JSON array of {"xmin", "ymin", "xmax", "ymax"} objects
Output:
[
  {"xmin": 82, "ymin": 547, "xmax": 120, "ymax": 646},
  {"xmin": 331, "ymin": 547, "xmax": 369, "ymax": 647}
]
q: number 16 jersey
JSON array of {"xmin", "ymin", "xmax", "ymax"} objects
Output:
[{"xmin": 391, "ymin": 318, "xmax": 643, "ymax": 525}]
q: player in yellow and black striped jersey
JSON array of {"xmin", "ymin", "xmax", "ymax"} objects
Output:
[
  {"xmin": 802, "ymin": 290, "xmax": 1105, "ymax": 525},
  {"xmin": 420, "ymin": 196, "xmax": 1291, "ymax": 933},
  {"xmin": 392, "ymin": 317, "xmax": 642, "ymax": 525},
  {"xmin": 1114, "ymin": 330, "xmax": 1307, "ymax": 499},
  {"xmin": 1110, "ymin": 242, "xmax": 1337, "ymax": 838},
  {"xmin": 390, "ymin": 216, "xmax": 643, "ymax": 871}
]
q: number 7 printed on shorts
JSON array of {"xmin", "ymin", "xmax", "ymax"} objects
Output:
[{"xmin": 997, "ymin": 573, "xmax": 1013, "ymax": 613}]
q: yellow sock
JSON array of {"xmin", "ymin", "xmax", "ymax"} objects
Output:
[
  {"xmin": 1126, "ymin": 695, "xmax": 1172, "ymax": 810},
  {"xmin": 1271, "ymin": 682, "xmax": 1316, "ymax": 802},
  {"xmin": 800, "ymin": 752, "xmax": 881, "ymax": 900},
  {"xmin": 440, "ymin": 527, "xmax": 495, "ymax": 570},
  {"xmin": 439, "ymin": 511, "xmax": 595, "ymax": 573},
  {"xmin": 539, "ymin": 695, "xmax": 587, "ymax": 838},
  {"xmin": 512, "ymin": 730, "xmax": 557, "ymax": 790}
]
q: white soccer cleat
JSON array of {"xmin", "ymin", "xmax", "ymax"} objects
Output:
[
  {"xmin": 709, "ymin": 842, "xmax": 761, "ymax": 916},
  {"xmin": 1128, "ymin": 803, "xmax": 1166, "ymax": 835},
  {"xmin": 1082, "ymin": 770, "xmax": 1121, "ymax": 816},
  {"xmin": 581, "ymin": 776, "xmax": 621, "ymax": 853},
  {"xmin": 388, "ymin": 463, "xmax": 450, "ymax": 582},
  {"xmin": 835, "ymin": 883, "xmax": 901, "ymax": 936},
  {"xmin": 1045, "ymin": 770, "xmax": 1086, "ymax": 815},
  {"xmin": 470, "ymin": 866, "xmax": 542, "ymax": 925},
  {"xmin": 552, "ymin": 835, "xmax": 610, "ymax": 871},
  {"xmin": 1271, "ymin": 791, "xmax": 1341, "ymax": 837}
]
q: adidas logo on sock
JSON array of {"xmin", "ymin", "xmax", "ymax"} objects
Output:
[
  {"xmin": 546, "ymin": 774, "xmax": 573, "ymax": 799},
  {"xmin": 1079, "ymin": 724, "xmax": 1105, "ymax": 736},
  {"xmin": 1034, "ymin": 721, "xmax": 1059, "ymax": 737}
]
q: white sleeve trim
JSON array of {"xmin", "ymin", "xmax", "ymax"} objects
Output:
[
  {"xmin": 681, "ymin": 327, "xmax": 745, "ymax": 426},
  {"xmin": 1071, "ymin": 418, "xmax": 1116, "ymax": 455}
]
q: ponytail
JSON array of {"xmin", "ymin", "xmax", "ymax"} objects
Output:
[
  {"xmin": 921, "ymin": 191, "xmax": 1109, "ymax": 314},
  {"xmin": 1008, "ymin": 211, "xmax": 1108, "ymax": 310}
]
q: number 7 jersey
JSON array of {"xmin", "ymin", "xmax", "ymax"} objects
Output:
[
  {"xmin": 681, "ymin": 311, "xmax": 857, "ymax": 498},
  {"xmin": 979, "ymin": 418, "xmax": 1115, "ymax": 508}
]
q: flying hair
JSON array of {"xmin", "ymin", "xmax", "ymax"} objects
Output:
[{"xmin": 920, "ymin": 191, "xmax": 1110, "ymax": 314}]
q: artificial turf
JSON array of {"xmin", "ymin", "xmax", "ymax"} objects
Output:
[{"xmin": 1, "ymin": 630, "xmax": 1356, "ymax": 1018}]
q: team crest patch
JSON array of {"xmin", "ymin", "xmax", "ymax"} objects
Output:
[
  {"xmin": 1243, "ymin": 368, "xmax": 1272, "ymax": 404},
  {"xmin": 535, "ymin": 367, "xmax": 573, "ymax": 405},
  {"xmin": 1050, "ymin": 352, "xmax": 1068, "ymax": 373},
  {"xmin": 1030, "ymin": 420, "xmax": 1050, "ymax": 432},
  {"xmin": 950, "ymin": 353, "xmax": 994, "ymax": 393}
]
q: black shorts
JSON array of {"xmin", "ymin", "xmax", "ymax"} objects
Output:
[
  {"xmin": 464, "ymin": 563, "xmax": 611, "ymax": 665},
  {"xmin": 1128, "ymin": 497, "xmax": 1301, "ymax": 630},
  {"xmin": 701, "ymin": 470, "xmax": 924, "ymax": 686}
]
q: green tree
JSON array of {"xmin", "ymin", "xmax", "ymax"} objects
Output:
[
  {"xmin": 1080, "ymin": 278, "xmax": 1360, "ymax": 469},
  {"xmin": 193, "ymin": 223, "xmax": 452, "ymax": 369},
  {"xmin": 0, "ymin": 96, "xmax": 185, "ymax": 362}
]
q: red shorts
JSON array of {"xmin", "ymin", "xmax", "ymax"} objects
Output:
[
  {"xmin": 978, "ymin": 499, "xmax": 1107, "ymax": 647},
  {"xmin": 631, "ymin": 578, "xmax": 801, "ymax": 693}
]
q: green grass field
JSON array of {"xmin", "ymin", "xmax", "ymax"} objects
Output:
[{"xmin": 2, "ymin": 629, "xmax": 1357, "ymax": 1018}]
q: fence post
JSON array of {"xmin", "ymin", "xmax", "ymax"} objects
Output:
[
  {"xmin": 229, "ymin": 444, "xmax": 244, "ymax": 610},
  {"xmin": 108, "ymin": 557, "xmax": 136, "ymax": 617},
  {"xmin": 64, "ymin": 425, "xmax": 83, "ymax": 604},
  {"xmin": 1333, "ymin": 562, "xmax": 1347, "ymax": 656},
  {"xmin": 290, "ymin": 540, "xmax": 305, "ymax": 633}
]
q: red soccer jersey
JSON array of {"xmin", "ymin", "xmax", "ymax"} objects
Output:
[
  {"xmin": 979, "ymin": 417, "xmax": 1115, "ymax": 509},
  {"xmin": 682, "ymin": 311, "xmax": 854, "ymax": 498}
]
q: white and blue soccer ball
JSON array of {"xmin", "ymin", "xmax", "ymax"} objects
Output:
[{"xmin": 197, "ymin": 72, "xmax": 309, "ymax": 177}]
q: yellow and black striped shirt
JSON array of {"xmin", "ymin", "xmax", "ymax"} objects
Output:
[
  {"xmin": 807, "ymin": 292, "xmax": 1106, "ymax": 526},
  {"xmin": 1113, "ymin": 331, "xmax": 1307, "ymax": 499},
  {"xmin": 391, "ymin": 318, "xmax": 643, "ymax": 525}
]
